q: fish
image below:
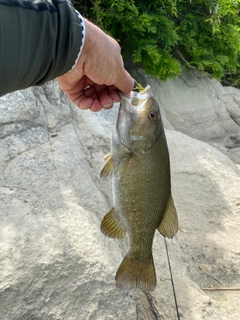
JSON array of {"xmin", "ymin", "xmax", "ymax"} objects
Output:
[{"xmin": 99, "ymin": 84, "xmax": 178, "ymax": 292}]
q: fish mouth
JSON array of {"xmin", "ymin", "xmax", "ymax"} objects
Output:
[
  {"xmin": 116, "ymin": 85, "xmax": 152, "ymax": 153},
  {"xmin": 119, "ymin": 85, "xmax": 151, "ymax": 112}
]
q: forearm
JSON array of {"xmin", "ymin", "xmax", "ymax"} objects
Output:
[{"xmin": 0, "ymin": 0, "xmax": 83, "ymax": 97}]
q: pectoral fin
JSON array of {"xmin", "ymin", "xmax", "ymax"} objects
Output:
[
  {"xmin": 157, "ymin": 196, "xmax": 178, "ymax": 238},
  {"xmin": 104, "ymin": 153, "xmax": 112, "ymax": 161},
  {"xmin": 101, "ymin": 207, "xmax": 126, "ymax": 238},
  {"xmin": 99, "ymin": 153, "xmax": 113, "ymax": 179},
  {"xmin": 117, "ymin": 154, "xmax": 132, "ymax": 180}
]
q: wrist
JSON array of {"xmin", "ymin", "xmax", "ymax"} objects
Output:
[
  {"xmin": 70, "ymin": 11, "xmax": 86, "ymax": 70},
  {"xmin": 79, "ymin": 19, "xmax": 103, "ymax": 67}
]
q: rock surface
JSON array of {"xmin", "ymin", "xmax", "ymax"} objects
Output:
[{"xmin": 0, "ymin": 78, "xmax": 240, "ymax": 320}]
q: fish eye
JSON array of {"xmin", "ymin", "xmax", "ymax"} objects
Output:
[{"xmin": 149, "ymin": 110, "xmax": 157, "ymax": 120}]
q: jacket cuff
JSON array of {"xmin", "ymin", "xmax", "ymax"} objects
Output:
[{"xmin": 70, "ymin": 10, "xmax": 86, "ymax": 70}]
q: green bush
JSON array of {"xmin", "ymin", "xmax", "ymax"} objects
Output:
[
  {"xmin": 73, "ymin": 0, "xmax": 240, "ymax": 87},
  {"xmin": 176, "ymin": 0, "xmax": 240, "ymax": 87}
]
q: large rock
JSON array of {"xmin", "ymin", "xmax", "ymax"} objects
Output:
[{"xmin": 0, "ymin": 79, "xmax": 240, "ymax": 319}]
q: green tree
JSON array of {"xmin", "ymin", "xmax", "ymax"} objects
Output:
[
  {"xmin": 176, "ymin": 0, "xmax": 240, "ymax": 86},
  {"xmin": 73, "ymin": 0, "xmax": 240, "ymax": 87}
]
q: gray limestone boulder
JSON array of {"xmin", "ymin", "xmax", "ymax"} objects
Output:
[{"xmin": 0, "ymin": 78, "xmax": 240, "ymax": 319}]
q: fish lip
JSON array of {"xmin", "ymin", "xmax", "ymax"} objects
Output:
[
  {"xmin": 119, "ymin": 92, "xmax": 134, "ymax": 103},
  {"xmin": 120, "ymin": 85, "xmax": 151, "ymax": 112},
  {"xmin": 119, "ymin": 85, "xmax": 151, "ymax": 100}
]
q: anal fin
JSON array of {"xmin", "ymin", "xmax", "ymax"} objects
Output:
[{"xmin": 157, "ymin": 196, "xmax": 178, "ymax": 238}]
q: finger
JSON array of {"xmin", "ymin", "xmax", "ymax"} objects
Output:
[
  {"xmin": 108, "ymin": 85, "xmax": 120, "ymax": 103},
  {"xmin": 113, "ymin": 65, "xmax": 134, "ymax": 94},
  {"xmin": 78, "ymin": 97, "xmax": 94, "ymax": 110},
  {"xmin": 89, "ymin": 85, "xmax": 115, "ymax": 109},
  {"xmin": 84, "ymin": 84, "xmax": 111, "ymax": 104},
  {"xmin": 83, "ymin": 85, "xmax": 98, "ymax": 97},
  {"xmin": 99, "ymin": 94, "xmax": 113, "ymax": 109},
  {"xmin": 58, "ymin": 76, "xmax": 95, "ymax": 95},
  {"xmin": 89, "ymin": 99, "xmax": 102, "ymax": 112},
  {"xmin": 69, "ymin": 92, "xmax": 93, "ymax": 110},
  {"xmin": 93, "ymin": 84, "xmax": 109, "ymax": 93}
]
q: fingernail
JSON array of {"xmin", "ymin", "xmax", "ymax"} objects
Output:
[{"xmin": 103, "ymin": 104, "xmax": 113, "ymax": 109}]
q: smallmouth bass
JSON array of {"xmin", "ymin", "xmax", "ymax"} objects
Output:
[{"xmin": 100, "ymin": 85, "xmax": 178, "ymax": 292}]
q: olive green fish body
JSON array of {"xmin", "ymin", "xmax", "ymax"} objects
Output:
[
  {"xmin": 100, "ymin": 85, "xmax": 178, "ymax": 292},
  {"xmin": 113, "ymin": 133, "xmax": 170, "ymax": 253}
]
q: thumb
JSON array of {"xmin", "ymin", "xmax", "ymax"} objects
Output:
[{"xmin": 114, "ymin": 67, "xmax": 134, "ymax": 94}]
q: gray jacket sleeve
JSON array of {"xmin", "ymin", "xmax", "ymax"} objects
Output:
[{"xmin": 0, "ymin": 0, "xmax": 84, "ymax": 97}]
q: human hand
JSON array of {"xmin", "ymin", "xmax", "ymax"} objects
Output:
[{"xmin": 57, "ymin": 18, "xmax": 134, "ymax": 112}]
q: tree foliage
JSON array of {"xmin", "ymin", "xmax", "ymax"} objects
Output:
[{"xmin": 73, "ymin": 0, "xmax": 240, "ymax": 87}]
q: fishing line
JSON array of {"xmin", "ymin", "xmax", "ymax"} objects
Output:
[{"xmin": 164, "ymin": 238, "xmax": 180, "ymax": 320}]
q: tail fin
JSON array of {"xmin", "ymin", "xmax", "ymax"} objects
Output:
[{"xmin": 115, "ymin": 254, "xmax": 156, "ymax": 292}]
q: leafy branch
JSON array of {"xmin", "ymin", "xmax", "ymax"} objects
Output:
[{"xmin": 72, "ymin": 0, "xmax": 240, "ymax": 87}]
